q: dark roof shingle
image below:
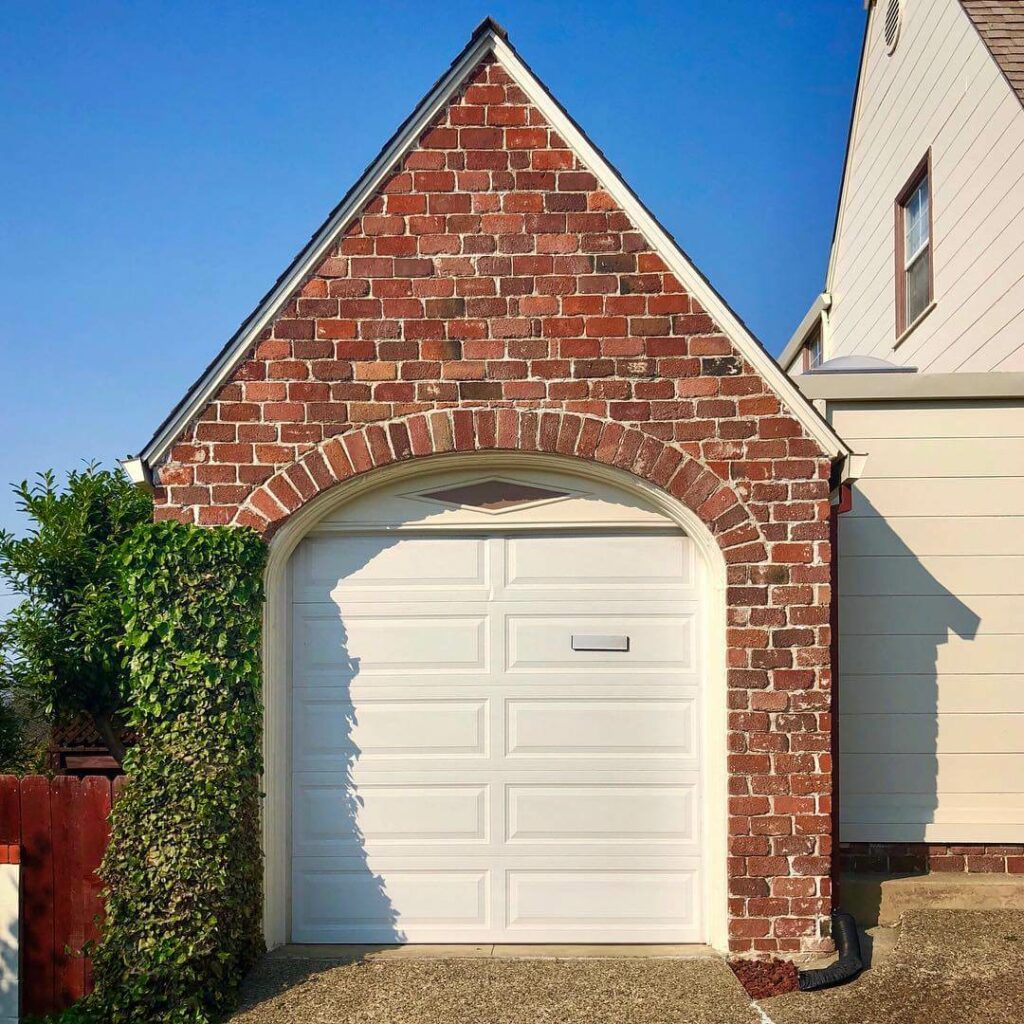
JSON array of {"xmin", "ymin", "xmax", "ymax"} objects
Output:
[{"xmin": 961, "ymin": 0, "xmax": 1024, "ymax": 107}]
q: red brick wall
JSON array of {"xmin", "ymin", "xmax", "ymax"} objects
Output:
[
  {"xmin": 152, "ymin": 55, "xmax": 836, "ymax": 955},
  {"xmin": 840, "ymin": 842, "xmax": 1024, "ymax": 875}
]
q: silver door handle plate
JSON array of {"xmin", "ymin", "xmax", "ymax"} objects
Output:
[{"xmin": 571, "ymin": 634, "xmax": 630, "ymax": 652}]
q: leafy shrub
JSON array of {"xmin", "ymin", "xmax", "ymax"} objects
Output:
[
  {"xmin": 82, "ymin": 522, "xmax": 267, "ymax": 1024},
  {"xmin": 0, "ymin": 467, "xmax": 152, "ymax": 763}
]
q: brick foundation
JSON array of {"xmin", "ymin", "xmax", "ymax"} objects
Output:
[
  {"xmin": 839, "ymin": 842, "xmax": 1024, "ymax": 875},
  {"xmin": 149, "ymin": 53, "xmax": 838, "ymax": 954}
]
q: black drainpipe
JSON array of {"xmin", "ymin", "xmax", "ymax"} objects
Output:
[{"xmin": 798, "ymin": 480, "xmax": 862, "ymax": 992}]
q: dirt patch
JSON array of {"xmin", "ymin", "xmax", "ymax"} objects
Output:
[{"xmin": 729, "ymin": 957, "xmax": 799, "ymax": 999}]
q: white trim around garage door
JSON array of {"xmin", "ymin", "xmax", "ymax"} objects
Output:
[{"xmin": 260, "ymin": 450, "xmax": 730, "ymax": 951}]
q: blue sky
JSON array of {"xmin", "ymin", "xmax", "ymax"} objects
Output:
[{"xmin": 0, "ymin": 0, "xmax": 863, "ymax": 568}]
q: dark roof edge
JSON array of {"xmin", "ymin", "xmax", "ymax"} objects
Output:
[{"xmin": 958, "ymin": 0, "xmax": 1024, "ymax": 111}]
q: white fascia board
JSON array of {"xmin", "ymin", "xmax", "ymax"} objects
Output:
[
  {"xmin": 825, "ymin": 9, "xmax": 872, "ymax": 296},
  {"xmin": 796, "ymin": 370, "xmax": 1024, "ymax": 401},
  {"xmin": 138, "ymin": 26, "xmax": 849, "ymax": 470}
]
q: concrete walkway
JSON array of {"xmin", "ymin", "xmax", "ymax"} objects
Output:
[{"xmin": 230, "ymin": 910, "xmax": 1024, "ymax": 1024}]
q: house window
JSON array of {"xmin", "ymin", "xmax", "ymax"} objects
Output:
[
  {"xmin": 802, "ymin": 325, "xmax": 823, "ymax": 371},
  {"xmin": 895, "ymin": 153, "xmax": 933, "ymax": 337}
]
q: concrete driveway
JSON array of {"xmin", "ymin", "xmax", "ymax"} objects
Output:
[{"xmin": 230, "ymin": 910, "xmax": 1024, "ymax": 1024}]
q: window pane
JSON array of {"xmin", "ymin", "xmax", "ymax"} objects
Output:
[
  {"xmin": 807, "ymin": 331, "xmax": 822, "ymax": 369},
  {"xmin": 905, "ymin": 247, "xmax": 930, "ymax": 325},
  {"xmin": 904, "ymin": 175, "xmax": 929, "ymax": 262}
]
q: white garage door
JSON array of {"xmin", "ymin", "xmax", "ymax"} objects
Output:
[{"xmin": 291, "ymin": 508, "xmax": 703, "ymax": 943}]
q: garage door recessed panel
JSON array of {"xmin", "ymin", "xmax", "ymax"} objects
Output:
[
  {"xmin": 294, "ymin": 782, "xmax": 487, "ymax": 853},
  {"xmin": 506, "ymin": 534, "xmax": 694, "ymax": 588},
  {"xmin": 506, "ymin": 698, "xmax": 695, "ymax": 758},
  {"xmin": 506, "ymin": 870, "xmax": 697, "ymax": 931},
  {"xmin": 293, "ymin": 866, "xmax": 488, "ymax": 940},
  {"xmin": 293, "ymin": 697, "xmax": 487, "ymax": 769},
  {"xmin": 295, "ymin": 611, "xmax": 488, "ymax": 676},
  {"xmin": 507, "ymin": 614, "xmax": 696, "ymax": 672},
  {"xmin": 294, "ymin": 535, "xmax": 487, "ymax": 600},
  {"xmin": 506, "ymin": 783, "xmax": 696, "ymax": 842}
]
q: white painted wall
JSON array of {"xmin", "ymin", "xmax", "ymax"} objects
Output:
[
  {"xmin": 831, "ymin": 399, "xmax": 1024, "ymax": 842},
  {"xmin": 0, "ymin": 865, "xmax": 17, "ymax": 1024},
  {"xmin": 826, "ymin": 0, "xmax": 1024, "ymax": 372}
]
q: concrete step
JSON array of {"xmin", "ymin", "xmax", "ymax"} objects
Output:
[
  {"xmin": 841, "ymin": 872, "xmax": 1024, "ymax": 928},
  {"xmin": 860, "ymin": 925, "xmax": 899, "ymax": 968}
]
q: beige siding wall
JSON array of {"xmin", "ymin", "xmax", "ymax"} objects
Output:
[
  {"xmin": 833, "ymin": 399, "xmax": 1024, "ymax": 842},
  {"xmin": 826, "ymin": 0, "xmax": 1024, "ymax": 372}
]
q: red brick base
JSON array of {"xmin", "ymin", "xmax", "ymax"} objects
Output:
[{"xmin": 839, "ymin": 842, "xmax": 1024, "ymax": 875}]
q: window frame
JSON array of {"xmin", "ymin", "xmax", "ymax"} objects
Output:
[
  {"xmin": 801, "ymin": 324, "xmax": 823, "ymax": 371},
  {"xmin": 894, "ymin": 149, "xmax": 934, "ymax": 341}
]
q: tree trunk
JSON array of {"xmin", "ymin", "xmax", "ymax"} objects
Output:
[{"xmin": 92, "ymin": 712, "xmax": 126, "ymax": 766}]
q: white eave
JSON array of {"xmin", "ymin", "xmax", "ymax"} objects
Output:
[{"xmin": 134, "ymin": 19, "xmax": 850, "ymax": 473}]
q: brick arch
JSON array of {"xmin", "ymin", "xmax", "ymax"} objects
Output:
[{"xmin": 234, "ymin": 407, "xmax": 764, "ymax": 556}]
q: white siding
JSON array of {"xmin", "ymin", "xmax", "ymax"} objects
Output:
[
  {"xmin": 826, "ymin": 0, "xmax": 1024, "ymax": 372},
  {"xmin": 833, "ymin": 400, "xmax": 1024, "ymax": 842},
  {"xmin": 0, "ymin": 865, "xmax": 16, "ymax": 1024}
]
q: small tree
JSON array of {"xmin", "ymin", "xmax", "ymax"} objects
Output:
[{"xmin": 0, "ymin": 466, "xmax": 152, "ymax": 764}]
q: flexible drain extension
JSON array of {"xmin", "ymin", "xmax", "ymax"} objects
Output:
[{"xmin": 798, "ymin": 911, "xmax": 863, "ymax": 991}]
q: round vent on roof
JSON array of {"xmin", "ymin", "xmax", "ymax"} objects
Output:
[{"xmin": 884, "ymin": 0, "xmax": 901, "ymax": 53}]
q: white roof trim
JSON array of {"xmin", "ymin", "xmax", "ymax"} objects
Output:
[
  {"xmin": 825, "ymin": 8, "xmax": 872, "ymax": 298},
  {"xmin": 138, "ymin": 23, "xmax": 848, "ymax": 468},
  {"xmin": 797, "ymin": 369, "xmax": 1024, "ymax": 401}
]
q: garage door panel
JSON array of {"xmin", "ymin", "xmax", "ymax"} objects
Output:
[
  {"xmin": 506, "ymin": 869, "xmax": 698, "ymax": 935},
  {"xmin": 507, "ymin": 613, "xmax": 696, "ymax": 672},
  {"xmin": 293, "ymin": 780, "xmax": 488, "ymax": 855},
  {"xmin": 293, "ymin": 534, "xmax": 488, "ymax": 602},
  {"xmin": 293, "ymin": 863, "xmax": 489, "ymax": 942},
  {"xmin": 506, "ymin": 533, "xmax": 694, "ymax": 589},
  {"xmin": 293, "ymin": 697, "xmax": 488, "ymax": 770},
  {"xmin": 506, "ymin": 698, "xmax": 696, "ymax": 758},
  {"xmin": 506, "ymin": 783, "xmax": 697, "ymax": 843},
  {"xmin": 295, "ymin": 610, "xmax": 488, "ymax": 676}
]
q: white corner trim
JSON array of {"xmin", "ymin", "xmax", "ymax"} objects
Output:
[
  {"xmin": 0, "ymin": 864, "xmax": 17, "ymax": 1024},
  {"xmin": 136, "ymin": 27, "xmax": 848, "ymax": 471},
  {"xmin": 260, "ymin": 451, "xmax": 731, "ymax": 952},
  {"xmin": 796, "ymin": 370, "xmax": 1024, "ymax": 401}
]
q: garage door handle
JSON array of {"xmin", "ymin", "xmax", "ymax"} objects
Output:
[{"xmin": 571, "ymin": 635, "xmax": 630, "ymax": 652}]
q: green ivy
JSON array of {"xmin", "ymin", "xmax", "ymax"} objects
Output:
[{"xmin": 81, "ymin": 522, "xmax": 267, "ymax": 1024}]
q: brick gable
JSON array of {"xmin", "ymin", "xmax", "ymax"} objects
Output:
[{"xmin": 151, "ymin": 53, "xmax": 836, "ymax": 955}]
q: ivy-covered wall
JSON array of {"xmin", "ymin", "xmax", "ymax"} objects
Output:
[{"xmin": 84, "ymin": 523, "xmax": 266, "ymax": 1024}]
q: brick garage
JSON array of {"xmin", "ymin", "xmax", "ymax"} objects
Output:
[{"xmin": 131, "ymin": 23, "xmax": 851, "ymax": 955}]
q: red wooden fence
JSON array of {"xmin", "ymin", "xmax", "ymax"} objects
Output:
[{"xmin": 0, "ymin": 774, "xmax": 122, "ymax": 1017}]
